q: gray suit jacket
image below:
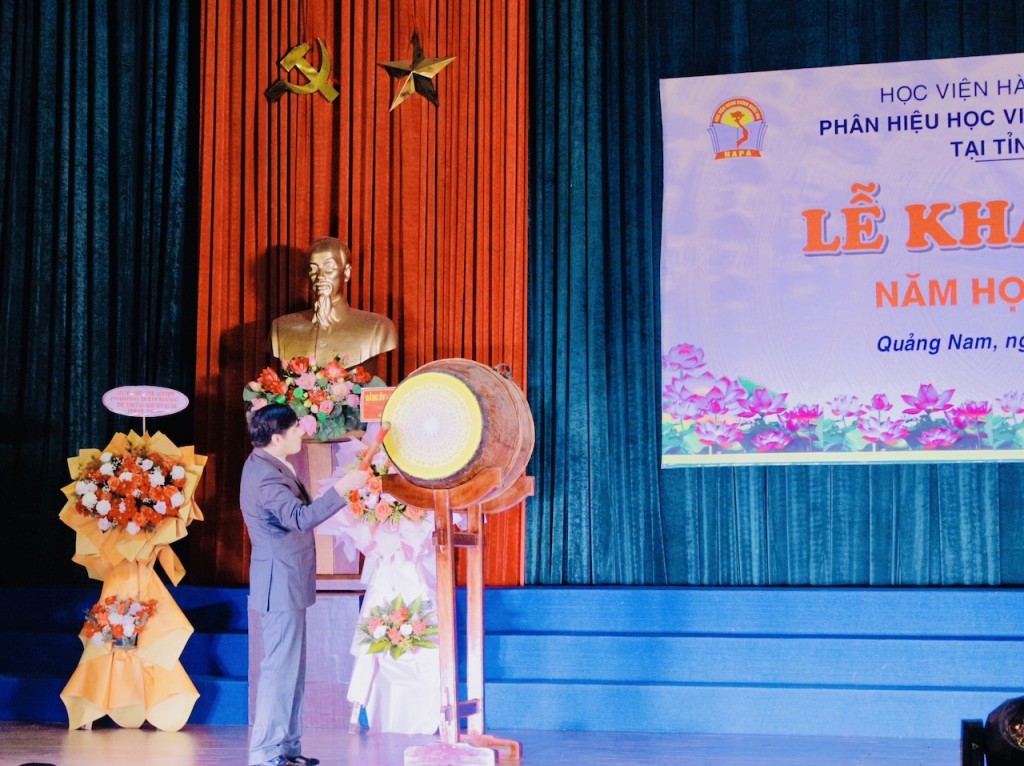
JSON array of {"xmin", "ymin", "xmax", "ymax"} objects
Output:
[{"xmin": 239, "ymin": 448, "xmax": 343, "ymax": 612}]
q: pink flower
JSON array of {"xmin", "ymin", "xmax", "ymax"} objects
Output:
[
  {"xmin": 387, "ymin": 628, "xmax": 403, "ymax": 645},
  {"xmin": 411, "ymin": 620, "xmax": 428, "ymax": 636},
  {"xmin": 783, "ymin": 404, "xmax": 822, "ymax": 431},
  {"xmin": 918, "ymin": 427, "xmax": 961, "ymax": 449},
  {"xmin": 827, "ymin": 395, "xmax": 864, "ymax": 419},
  {"xmin": 752, "ymin": 429, "xmax": 792, "ymax": 452},
  {"xmin": 294, "ymin": 371, "xmax": 317, "ymax": 391},
  {"xmin": 693, "ymin": 421, "xmax": 744, "ymax": 448},
  {"xmin": 737, "ymin": 388, "xmax": 787, "ymax": 419},
  {"xmin": 318, "ymin": 399, "xmax": 334, "ymax": 415},
  {"xmin": 662, "ymin": 343, "xmax": 706, "ymax": 372},
  {"xmin": 901, "ymin": 384, "xmax": 954, "ymax": 415},
  {"xmin": 869, "ymin": 393, "xmax": 893, "ymax": 412},
  {"xmin": 250, "ymin": 397, "xmax": 268, "ymax": 410},
  {"xmin": 949, "ymin": 401, "xmax": 991, "ymax": 428},
  {"xmin": 405, "ymin": 505, "xmax": 425, "ymax": 522},
  {"xmin": 663, "ymin": 377, "xmax": 704, "ymax": 420},
  {"xmin": 997, "ymin": 391, "xmax": 1024, "ymax": 416},
  {"xmin": 331, "ymin": 381, "xmax": 354, "ymax": 398},
  {"xmin": 857, "ymin": 415, "xmax": 910, "ymax": 445},
  {"xmin": 367, "ymin": 617, "xmax": 384, "ymax": 633},
  {"xmin": 374, "ymin": 502, "xmax": 393, "ymax": 523},
  {"xmin": 346, "ymin": 394, "xmax": 360, "ymax": 408},
  {"xmin": 681, "ymin": 373, "xmax": 745, "ymax": 417},
  {"xmin": 299, "ymin": 415, "xmax": 317, "ymax": 436}
]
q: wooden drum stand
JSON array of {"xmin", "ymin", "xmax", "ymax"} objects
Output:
[{"xmin": 383, "ymin": 466, "xmax": 533, "ymax": 764}]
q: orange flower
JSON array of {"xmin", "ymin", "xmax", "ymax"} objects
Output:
[
  {"xmin": 389, "ymin": 607, "xmax": 410, "ymax": 624},
  {"xmin": 367, "ymin": 476, "xmax": 383, "ymax": 494},
  {"xmin": 349, "ymin": 499, "xmax": 366, "ymax": 517},
  {"xmin": 111, "ymin": 624, "xmax": 125, "ymax": 639},
  {"xmin": 351, "ymin": 366, "xmax": 372, "ymax": 385},
  {"xmin": 286, "ymin": 357, "xmax": 310, "ymax": 375},
  {"xmin": 405, "ymin": 506, "xmax": 426, "ymax": 522},
  {"xmin": 324, "ymin": 360, "xmax": 346, "ymax": 381}
]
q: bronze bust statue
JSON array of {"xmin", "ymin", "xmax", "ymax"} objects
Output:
[{"xmin": 269, "ymin": 237, "xmax": 398, "ymax": 366}]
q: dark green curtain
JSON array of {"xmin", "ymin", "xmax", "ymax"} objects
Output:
[
  {"xmin": 0, "ymin": 0, "xmax": 195, "ymax": 584},
  {"xmin": 527, "ymin": 0, "xmax": 1024, "ymax": 585}
]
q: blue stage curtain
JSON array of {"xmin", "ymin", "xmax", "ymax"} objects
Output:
[
  {"xmin": 0, "ymin": 0, "xmax": 194, "ymax": 583},
  {"xmin": 527, "ymin": 0, "xmax": 1024, "ymax": 585}
]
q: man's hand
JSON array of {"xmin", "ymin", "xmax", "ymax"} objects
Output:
[{"xmin": 333, "ymin": 469, "xmax": 369, "ymax": 497}]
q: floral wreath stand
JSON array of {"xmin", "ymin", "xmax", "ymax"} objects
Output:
[
  {"xmin": 383, "ymin": 466, "xmax": 534, "ymax": 765},
  {"xmin": 58, "ymin": 430, "xmax": 205, "ymax": 732}
]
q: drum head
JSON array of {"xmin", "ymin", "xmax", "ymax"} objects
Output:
[{"xmin": 382, "ymin": 371, "xmax": 484, "ymax": 481}]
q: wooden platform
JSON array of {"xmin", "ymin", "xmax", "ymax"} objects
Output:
[{"xmin": 0, "ymin": 722, "xmax": 960, "ymax": 765}]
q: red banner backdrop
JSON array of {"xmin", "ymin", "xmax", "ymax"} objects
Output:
[{"xmin": 192, "ymin": 1, "xmax": 529, "ymax": 586}]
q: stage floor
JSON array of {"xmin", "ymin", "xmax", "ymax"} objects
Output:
[{"xmin": 0, "ymin": 722, "xmax": 959, "ymax": 765}]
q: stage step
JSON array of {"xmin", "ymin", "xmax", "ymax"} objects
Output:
[
  {"xmin": 3, "ymin": 585, "xmax": 1021, "ymax": 738},
  {"xmin": 460, "ymin": 587, "xmax": 1024, "ymax": 739},
  {"xmin": 0, "ymin": 585, "xmax": 250, "ymax": 726}
]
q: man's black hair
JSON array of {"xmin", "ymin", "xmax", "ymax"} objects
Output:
[{"xmin": 247, "ymin": 403, "xmax": 298, "ymax": 447}]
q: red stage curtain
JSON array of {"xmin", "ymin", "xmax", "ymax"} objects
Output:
[{"xmin": 193, "ymin": 1, "xmax": 529, "ymax": 586}]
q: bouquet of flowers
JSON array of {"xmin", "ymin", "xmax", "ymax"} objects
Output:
[
  {"xmin": 243, "ymin": 356, "xmax": 373, "ymax": 441},
  {"xmin": 72, "ymin": 447, "xmax": 188, "ymax": 535},
  {"xmin": 357, "ymin": 595, "xmax": 438, "ymax": 659},
  {"xmin": 345, "ymin": 446, "xmax": 424, "ymax": 525},
  {"xmin": 82, "ymin": 595, "xmax": 157, "ymax": 650}
]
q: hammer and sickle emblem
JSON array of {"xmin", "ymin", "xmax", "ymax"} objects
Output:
[{"xmin": 265, "ymin": 39, "xmax": 339, "ymax": 103}]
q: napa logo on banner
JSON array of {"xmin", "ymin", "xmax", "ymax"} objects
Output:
[{"xmin": 708, "ymin": 97, "xmax": 767, "ymax": 159}]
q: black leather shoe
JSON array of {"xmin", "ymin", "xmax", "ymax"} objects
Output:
[
  {"xmin": 289, "ymin": 757, "xmax": 320, "ymax": 766},
  {"xmin": 255, "ymin": 757, "xmax": 291, "ymax": 766}
]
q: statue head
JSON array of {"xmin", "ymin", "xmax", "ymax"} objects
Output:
[{"xmin": 308, "ymin": 237, "xmax": 352, "ymax": 328}]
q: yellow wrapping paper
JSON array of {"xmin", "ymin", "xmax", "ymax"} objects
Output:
[
  {"xmin": 61, "ymin": 560, "xmax": 199, "ymax": 731},
  {"xmin": 59, "ymin": 432, "xmax": 206, "ymax": 731}
]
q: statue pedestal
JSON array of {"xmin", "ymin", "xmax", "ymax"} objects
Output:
[
  {"xmin": 291, "ymin": 439, "xmax": 363, "ymax": 584},
  {"xmin": 248, "ymin": 593, "xmax": 361, "ymax": 728}
]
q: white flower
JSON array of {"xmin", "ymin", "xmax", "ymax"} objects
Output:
[
  {"xmin": 399, "ymin": 623, "xmax": 413, "ymax": 636},
  {"xmin": 75, "ymin": 481, "xmax": 89, "ymax": 495},
  {"xmin": 364, "ymin": 493, "xmax": 380, "ymax": 509},
  {"xmin": 133, "ymin": 489, "xmax": 142, "ymax": 497},
  {"xmin": 119, "ymin": 471, "xmax": 134, "ymax": 483},
  {"xmin": 97, "ymin": 517, "xmax": 113, "ymax": 531},
  {"xmin": 100, "ymin": 452, "xmax": 113, "ymax": 462},
  {"xmin": 372, "ymin": 625, "xmax": 387, "ymax": 640},
  {"xmin": 126, "ymin": 521, "xmax": 141, "ymax": 535},
  {"xmin": 95, "ymin": 500, "xmax": 111, "ymax": 516},
  {"xmin": 148, "ymin": 470, "xmax": 165, "ymax": 487},
  {"xmin": 108, "ymin": 612, "xmax": 124, "ymax": 626},
  {"xmin": 371, "ymin": 451, "xmax": 388, "ymax": 469},
  {"xmin": 128, "ymin": 601, "xmax": 143, "ymax": 616},
  {"xmin": 170, "ymin": 492, "xmax": 184, "ymax": 508},
  {"xmin": 90, "ymin": 632, "xmax": 105, "ymax": 645},
  {"xmin": 81, "ymin": 492, "xmax": 98, "ymax": 509},
  {"xmin": 99, "ymin": 463, "xmax": 115, "ymax": 476},
  {"xmin": 122, "ymin": 621, "xmax": 136, "ymax": 638},
  {"xmin": 141, "ymin": 459, "xmax": 154, "ymax": 470},
  {"xmin": 170, "ymin": 465, "xmax": 186, "ymax": 481},
  {"xmin": 154, "ymin": 501, "xmax": 167, "ymax": 515}
]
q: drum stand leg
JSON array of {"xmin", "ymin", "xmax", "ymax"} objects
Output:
[{"xmin": 404, "ymin": 495, "xmax": 521, "ymax": 765}]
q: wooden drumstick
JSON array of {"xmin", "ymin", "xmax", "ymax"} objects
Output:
[{"xmin": 357, "ymin": 421, "xmax": 391, "ymax": 471}]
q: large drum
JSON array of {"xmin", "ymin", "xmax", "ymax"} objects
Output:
[{"xmin": 381, "ymin": 359, "xmax": 534, "ymax": 491}]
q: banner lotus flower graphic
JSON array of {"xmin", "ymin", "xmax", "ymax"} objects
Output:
[{"xmin": 662, "ymin": 342, "xmax": 1024, "ymax": 465}]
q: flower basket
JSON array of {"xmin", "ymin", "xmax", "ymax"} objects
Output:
[{"xmin": 243, "ymin": 356, "xmax": 373, "ymax": 441}]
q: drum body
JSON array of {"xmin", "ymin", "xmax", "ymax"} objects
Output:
[{"xmin": 381, "ymin": 359, "xmax": 534, "ymax": 490}]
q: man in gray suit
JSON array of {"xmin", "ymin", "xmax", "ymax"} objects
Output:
[{"xmin": 240, "ymin": 403, "xmax": 367, "ymax": 766}]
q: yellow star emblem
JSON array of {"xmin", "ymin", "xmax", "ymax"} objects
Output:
[{"xmin": 378, "ymin": 32, "xmax": 455, "ymax": 111}]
